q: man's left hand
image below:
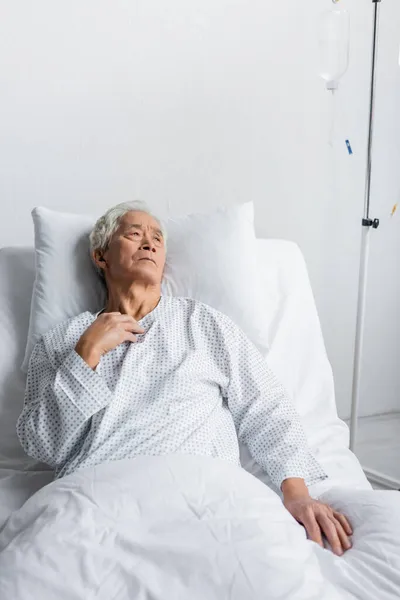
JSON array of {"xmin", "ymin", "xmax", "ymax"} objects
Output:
[{"xmin": 283, "ymin": 494, "xmax": 353, "ymax": 556}]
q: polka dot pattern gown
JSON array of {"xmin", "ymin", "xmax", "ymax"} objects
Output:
[{"xmin": 17, "ymin": 297, "xmax": 328, "ymax": 490}]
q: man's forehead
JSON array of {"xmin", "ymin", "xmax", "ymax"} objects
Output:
[{"xmin": 120, "ymin": 211, "xmax": 161, "ymax": 230}]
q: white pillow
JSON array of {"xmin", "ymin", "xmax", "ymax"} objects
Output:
[{"xmin": 22, "ymin": 202, "xmax": 269, "ymax": 372}]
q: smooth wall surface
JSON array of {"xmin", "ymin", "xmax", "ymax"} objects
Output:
[{"xmin": 0, "ymin": 1, "xmax": 399, "ymax": 418}]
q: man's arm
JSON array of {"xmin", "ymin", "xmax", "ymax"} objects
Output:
[
  {"xmin": 17, "ymin": 339, "xmax": 113, "ymax": 470},
  {"xmin": 17, "ymin": 312, "xmax": 145, "ymax": 471},
  {"xmin": 219, "ymin": 316, "xmax": 353, "ymax": 555},
  {"xmin": 221, "ymin": 321, "xmax": 327, "ymax": 492}
]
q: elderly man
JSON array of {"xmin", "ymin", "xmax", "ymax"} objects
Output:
[{"xmin": 17, "ymin": 201, "xmax": 352, "ymax": 556}]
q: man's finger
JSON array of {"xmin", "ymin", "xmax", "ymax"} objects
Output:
[
  {"xmin": 123, "ymin": 322, "xmax": 145, "ymax": 334},
  {"xmin": 302, "ymin": 510, "xmax": 323, "ymax": 547},
  {"xmin": 108, "ymin": 313, "xmax": 145, "ymax": 333},
  {"xmin": 333, "ymin": 511, "xmax": 353, "ymax": 535},
  {"xmin": 124, "ymin": 333, "xmax": 138, "ymax": 343},
  {"xmin": 112, "ymin": 314, "xmax": 138, "ymax": 324},
  {"xmin": 318, "ymin": 514, "xmax": 343, "ymax": 556},
  {"xmin": 330, "ymin": 516, "xmax": 352, "ymax": 551},
  {"xmin": 118, "ymin": 318, "xmax": 145, "ymax": 334}
]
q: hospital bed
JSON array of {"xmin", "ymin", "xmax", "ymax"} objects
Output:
[{"xmin": 0, "ymin": 239, "xmax": 399, "ymax": 599}]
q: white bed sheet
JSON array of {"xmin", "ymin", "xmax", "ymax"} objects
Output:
[{"xmin": 1, "ymin": 456, "xmax": 399, "ymax": 600}]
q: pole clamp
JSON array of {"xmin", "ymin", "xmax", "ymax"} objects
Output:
[{"xmin": 362, "ymin": 218, "xmax": 380, "ymax": 228}]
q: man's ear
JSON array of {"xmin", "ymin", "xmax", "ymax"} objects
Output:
[{"xmin": 93, "ymin": 249, "xmax": 107, "ymax": 272}]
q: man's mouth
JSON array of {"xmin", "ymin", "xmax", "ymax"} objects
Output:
[{"xmin": 139, "ymin": 257, "xmax": 156, "ymax": 264}]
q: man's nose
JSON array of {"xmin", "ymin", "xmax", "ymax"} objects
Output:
[{"xmin": 140, "ymin": 236, "xmax": 156, "ymax": 252}]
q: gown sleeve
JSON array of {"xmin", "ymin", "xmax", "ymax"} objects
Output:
[
  {"xmin": 219, "ymin": 316, "xmax": 328, "ymax": 491},
  {"xmin": 17, "ymin": 339, "xmax": 112, "ymax": 471}
]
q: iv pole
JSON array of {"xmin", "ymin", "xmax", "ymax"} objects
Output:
[{"xmin": 349, "ymin": 0, "xmax": 381, "ymax": 452}]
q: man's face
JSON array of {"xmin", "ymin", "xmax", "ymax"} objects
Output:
[{"xmin": 95, "ymin": 211, "xmax": 166, "ymax": 286}]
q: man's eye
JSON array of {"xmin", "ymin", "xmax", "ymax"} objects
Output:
[{"xmin": 129, "ymin": 231, "xmax": 140, "ymax": 237}]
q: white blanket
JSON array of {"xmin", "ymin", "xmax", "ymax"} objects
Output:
[{"xmin": 1, "ymin": 455, "xmax": 399, "ymax": 600}]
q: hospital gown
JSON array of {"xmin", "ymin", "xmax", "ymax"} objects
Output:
[{"xmin": 17, "ymin": 296, "xmax": 328, "ymax": 490}]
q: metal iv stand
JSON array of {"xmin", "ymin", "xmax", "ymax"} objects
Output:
[{"xmin": 349, "ymin": 0, "xmax": 399, "ymax": 490}]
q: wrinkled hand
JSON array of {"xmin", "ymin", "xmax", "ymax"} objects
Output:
[
  {"xmin": 284, "ymin": 495, "xmax": 353, "ymax": 556},
  {"xmin": 75, "ymin": 312, "xmax": 145, "ymax": 369}
]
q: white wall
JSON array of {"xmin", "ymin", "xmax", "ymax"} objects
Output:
[{"xmin": 0, "ymin": 0, "xmax": 398, "ymax": 419}]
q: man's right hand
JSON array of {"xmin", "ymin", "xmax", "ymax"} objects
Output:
[{"xmin": 75, "ymin": 312, "xmax": 145, "ymax": 369}]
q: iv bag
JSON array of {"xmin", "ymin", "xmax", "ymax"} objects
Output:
[{"xmin": 318, "ymin": 7, "xmax": 350, "ymax": 90}]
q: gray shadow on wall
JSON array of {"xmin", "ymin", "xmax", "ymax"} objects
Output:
[
  {"xmin": 72, "ymin": 232, "xmax": 107, "ymax": 314},
  {"xmin": 0, "ymin": 247, "xmax": 39, "ymax": 465}
]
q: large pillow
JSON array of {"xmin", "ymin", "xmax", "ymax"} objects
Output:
[{"xmin": 22, "ymin": 202, "xmax": 269, "ymax": 372}]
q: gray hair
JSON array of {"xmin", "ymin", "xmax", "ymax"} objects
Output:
[{"xmin": 89, "ymin": 201, "xmax": 167, "ymax": 276}]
